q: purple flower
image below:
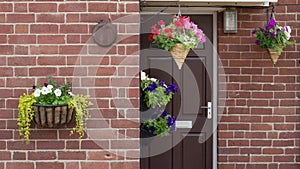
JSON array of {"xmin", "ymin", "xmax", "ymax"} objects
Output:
[
  {"xmin": 44, "ymin": 83, "xmax": 48, "ymax": 87},
  {"xmin": 161, "ymin": 110, "xmax": 168, "ymax": 118},
  {"xmin": 158, "ymin": 80, "xmax": 166, "ymax": 88},
  {"xmin": 255, "ymin": 40, "xmax": 260, "ymax": 46},
  {"xmin": 252, "ymin": 29, "xmax": 257, "ymax": 35},
  {"xmin": 170, "ymin": 124, "xmax": 176, "ymax": 131},
  {"xmin": 32, "ymin": 85, "xmax": 36, "ymax": 89},
  {"xmin": 269, "ymin": 18, "xmax": 277, "ymax": 26},
  {"xmin": 263, "ymin": 30, "xmax": 269, "ymax": 36},
  {"xmin": 266, "ymin": 24, "xmax": 274, "ymax": 30},
  {"xmin": 259, "ymin": 27, "xmax": 264, "ymax": 31},
  {"xmin": 144, "ymin": 82, "xmax": 157, "ymax": 92},
  {"xmin": 270, "ymin": 32, "xmax": 275, "ymax": 39},
  {"xmin": 150, "ymin": 126, "xmax": 156, "ymax": 132},
  {"xmin": 167, "ymin": 116, "xmax": 176, "ymax": 126},
  {"xmin": 166, "ymin": 84, "xmax": 178, "ymax": 94}
]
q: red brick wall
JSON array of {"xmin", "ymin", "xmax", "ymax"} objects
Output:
[
  {"xmin": 0, "ymin": 0, "xmax": 140, "ymax": 169},
  {"xmin": 218, "ymin": 0, "xmax": 300, "ymax": 169}
]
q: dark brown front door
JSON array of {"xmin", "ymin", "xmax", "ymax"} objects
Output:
[{"xmin": 140, "ymin": 13, "xmax": 213, "ymax": 169}]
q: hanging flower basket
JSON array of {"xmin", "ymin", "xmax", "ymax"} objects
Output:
[
  {"xmin": 170, "ymin": 43, "xmax": 190, "ymax": 69},
  {"xmin": 267, "ymin": 48, "xmax": 281, "ymax": 64},
  {"xmin": 33, "ymin": 104, "xmax": 75, "ymax": 128},
  {"xmin": 149, "ymin": 15, "xmax": 206, "ymax": 70},
  {"xmin": 253, "ymin": 18, "xmax": 295, "ymax": 64}
]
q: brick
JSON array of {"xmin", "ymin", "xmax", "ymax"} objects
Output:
[
  {"xmin": 88, "ymin": 3, "xmax": 117, "ymax": 12},
  {"xmin": 59, "ymin": 3, "xmax": 86, "ymax": 12},
  {"xmin": 228, "ymin": 140, "xmax": 249, "ymax": 146},
  {"xmin": 38, "ymin": 56, "xmax": 66, "ymax": 65},
  {"xmin": 0, "ymin": 3, "xmax": 13, "ymax": 12},
  {"xmin": 66, "ymin": 14, "xmax": 79, "ymax": 23},
  {"xmin": 15, "ymin": 24, "xmax": 29, "ymax": 34},
  {"xmin": 13, "ymin": 152, "xmax": 26, "ymax": 160},
  {"xmin": 59, "ymin": 45, "xmax": 84, "ymax": 54},
  {"xmin": 60, "ymin": 25, "xmax": 88, "ymax": 33},
  {"xmin": 81, "ymin": 162, "xmax": 109, "ymax": 169},
  {"xmin": 81, "ymin": 140, "xmax": 108, "ymax": 149},
  {"xmin": 38, "ymin": 35, "xmax": 65, "ymax": 44},
  {"xmin": 81, "ymin": 56, "xmax": 109, "ymax": 65},
  {"xmin": 250, "ymin": 156, "xmax": 272, "ymax": 162},
  {"xmin": 58, "ymin": 151, "xmax": 86, "ymax": 160},
  {"xmin": 28, "ymin": 151, "xmax": 56, "ymax": 160},
  {"xmin": 15, "ymin": 46, "xmax": 28, "ymax": 55},
  {"xmin": 29, "ymin": 67, "xmax": 57, "ymax": 76},
  {"xmin": 111, "ymin": 140, "xmax": 139, "ymax": 149},
  {"xmin": 263, "ymin": 148, "xmax": 283, "ymax": 154},
  {"xmin": 37, "ymin": 14, "xmax": 64, "ymax": 23},
  {"xmin": 0, "ymin": 68, "xmax": 13, "ymax": 76},
  {"xmin": 279, "ymin": 164, "xmax": 300, "ymax": 169},
  {"xmin": 273, "ymin": 140, "xmax": 294, "ymax": 146},
  {"xmin": 7, "ymin": 78, "xmax": 35, "ymax": 87},
  {"xmin": 0, "ymin": 45, "xmax": 13, "ymax": 55},
  {"xmin": 240, "ymin": 148, "xmax": 261, "ymax": 154},
  {"xmin": 36, "ymin": 162, "xmax": 64, "ymax": 169},
  {"xmin": 9, "ymin": 35, "xmax": 36, "ymax": 44},
  {"xmin": 228, "ymin": 155, "xmax": 249, "ymax": 162},
  {"xmin": 29, "ymin": 3, "xmax": 57, "ymax": 12},
  {"xmin": 251, "ymin": 108, "xmax": 272, "ymax": 115},
  {"xmin": 30, "ymin": 46, "xmax": 59, "ymax": 54},
  {"xmin": 8, "ymin": 57, "xmax": 36, "ymax": 66},
  {"xmin": 245, "ymin": 132, "xmax": 267, "ymax": 138},
  {"xmin": 14, "ymin": 3, "xmax": 27, "ymax": 12},
  {"xmin": 6, "ymin": 162, "xmax": 34, "ymax": 169},
  {"xmin": 0, "ymin": 151, "xmax": 11, "ymax": 160},
  {"xmin": 30, "ymin": 24, "xmax": 58, "ymax": 33},
  {"xmin": 7, "ymin": 141, "xmax": 35, "ymax": 150},
  {"xmin": 251, "ymin": 140, "xmax": 272, "ymax": 146},
  {"xmin": 7, "ymin": 14, "xmax": 35, "ymax": 23},
  {"xmin": 37, "ymin": 141, "xmax": 65, "ymax": 150},
  {"xmin": 251, "ymin": 124, "xmax": 272, "ymax": 130},
  {"xmin": 0, "ymin": 25, "xmax": 13, "ymax": 34},
  {"xmin": 111, "ymin": 162, "xmax": 139, "ymax": 169},
  {"xmin": 88, "ymin": 151, "xmax": 117, "ymax": 160},
  {"xmin": 0, "ymin": 130, "xmax": 12, "ymax": 139},
  {"xmin": 274, "ymin": 156, "xmax": 295, "ymax": 162},
  {"xmin": 274, "ymin": 108, "xmax": 295, "ymax": 115},
  {"xmin": 65, "ymin": 162, "xmax": 79, "ymax": 169}
]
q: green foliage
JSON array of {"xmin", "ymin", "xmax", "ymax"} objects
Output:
[
  {"xmin": 17, "ymin": 77, "xmax": 92, "ymax": 143},
  {"xmin": 34, "ymin": 76, "xmax": 73, "ymax": 105},
  {"xmin": 17, "ymin": 93, "xmax": 36, "ymax": 143},
  {"xmin": 143, "ymin": 110, "xmax": 176, "ymax": 136},
  {"xmin": 140, "ymin": 73, "xmax": 178, "ymax": 109},
  {"xmin": 253, "ymin": 18, "xmax": 296, "ymax": 52},
  {"xmin": 150, "ymin": 15, "xmax": 206, "ymax": 51},
  {"xmin": 68, "ymin": 95, "xmax": 93, "ymax": 139}
]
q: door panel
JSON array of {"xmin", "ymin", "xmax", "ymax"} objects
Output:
[{"xmin": 140, "ymin": 13, "xmax": 213, "ymax": 169}]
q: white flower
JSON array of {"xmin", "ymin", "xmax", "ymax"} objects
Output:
[
  {"xmin": 41, "ymin": 86, "xmax": 48, "ymax": 95},
  {"xmin": 34, "ymin": 89, "xmax": 41, "ymax": 97},
  {"xmin": 150, "ymin": 78, "xmax": 157, "ymax": 82},
  {"xmin": 47, "ymin": 85, "xmax": 53, "ymax": 90},
  {"xmin": 278, "ymin": 26, "xmax": 282, "ymax": 30},
  {"xmin": 54, "ymin": 88, "xmax": 62, "ymax": 97},
  {"xmin": 68, "ymin": 91, "xmax": 74, "ymax": 96},
  {"xmin": 141, "ymin": 71, "xmax": 147, "ymax": 80},
  {"xmin": 284, "ymin": 26, "xmax": 291, "ymax": 33}
]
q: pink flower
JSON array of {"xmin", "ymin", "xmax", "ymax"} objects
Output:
[
  {"xmin": 195, "ymin": 29, "xmax": 203, "ymax": 36},
  {"xmin": 164, "ymin": 28, "xmax": 174, "ymax": 34},
  {"xmin": 174, "ymin": 21, "xmax": 183, "ymax": 28},
  {"xmin": 151, "ymin": 24, "xmax": 160, "ymax": 36},
  {"xmin": 200, "ymin": 36, "xmax": 206, "ymax": 43},
  {"xmin": 168, "ymin": 34, "xmax": 173, "ymax": 39},
  {"xmin": 158, "ymin": 20, "xmax": 165, "ymax": 25},
  {"xmin": 172, "ymin": 14, "xmax": 177, "ymax": 18}
]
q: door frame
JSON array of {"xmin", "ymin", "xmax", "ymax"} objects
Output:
[{"xmin": 141, "ymin": 7, "xmax": 224, "ymax": 169}]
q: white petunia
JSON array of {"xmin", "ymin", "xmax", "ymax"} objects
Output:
[
  {"xmin": 141, "ymin": 71, "xmax": 147, "ymax": 80},
  {"xmin": 68, "ymin": 91, "xmax": 74, "ymax": 96},
  {"xmin": 47, "ymin": 85, "xmax": 53, "ymax": 90},
  {"xmin": 41, "ymin": 86, "xmax": 48, "ymax": 95},
  {"xmin": 34, "ymin": 89, "xmax": 41, "ymax": 97},
  {"xmin": 150, "ymin": 78, "xmax": 157, "ymax": 82},
  {"xmin": 284, "ymin": 26, "xmax": 291, "ymax": 33},
  {"xmin": 54, "ymin": 88, "xmax": 62, "ymax": 97}
]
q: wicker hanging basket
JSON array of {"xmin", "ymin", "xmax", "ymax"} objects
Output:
[
  {"xmin": 267, "ymin": 48, "xmax": 281, "ymax": 64},
  {"xmin": 170, "ymin": 43, "xmax": 190, "ymax": 70},
  {"xmin": 33, "ymin": 104, "xmax": 75, "ymax": 128}
]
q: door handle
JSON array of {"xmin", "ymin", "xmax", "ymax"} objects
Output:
[{"xmin": 201, "ymin": 102, "xmax": 212, "ymax": 119}]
